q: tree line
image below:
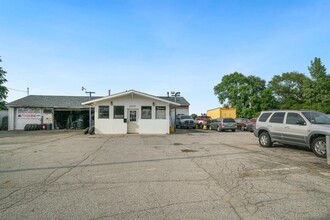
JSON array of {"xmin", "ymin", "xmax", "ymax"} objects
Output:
[
  {"xmin": 0, "ymin": 57, "xmax": 8, "ymax": 110},
  {"xmin": 214, "ymin": 57, "xmax": 330, "ymax": 118}
]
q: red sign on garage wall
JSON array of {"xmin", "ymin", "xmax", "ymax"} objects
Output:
[{"xmin": 17, "ymin": 108, "xmax": 42, "ymax": 119}]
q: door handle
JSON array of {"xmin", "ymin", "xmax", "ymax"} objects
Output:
[{"xmin": 284, "ymin": 126, "xmax": 289, "ymax": 129}]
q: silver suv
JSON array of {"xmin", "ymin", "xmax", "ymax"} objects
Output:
[{"xmin": 254, "ymin": 110, "xmax": 330, "ymax": 158}]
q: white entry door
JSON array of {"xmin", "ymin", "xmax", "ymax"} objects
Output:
[{"xmin": 127, "ymin": 109, "xmax": 139, "ymax": 134}]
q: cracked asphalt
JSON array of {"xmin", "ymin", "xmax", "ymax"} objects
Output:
[{"xmin": 0, "ymin": 129, "xmax": 330, "ymax": 219}]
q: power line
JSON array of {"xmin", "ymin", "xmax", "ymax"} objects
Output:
[
  {"xmin": 8, "ymin": 87, "xmax": 26, "ymax": 92},
  {"xmin": 7, "ymin": 87, "xmax": 29, "ymax": 95}
]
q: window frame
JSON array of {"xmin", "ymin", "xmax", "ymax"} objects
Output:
[
  {"xmin": 141, "ymin": 106, "xmax": 152, "ymax": 119},
  {"xmin": 259, "ymin": 112, "xmax": 272, "ymax": 122},
  {"xmin": 286, "ymin": 112, "xmax": 306, "ymax": 125},
  {"xmin": 98, "ymin": 105, "xmax": 110, "ymax": 119},
  {"xmin": 156, "ymin": 106, "xmax": 166, "ymax": 119},
  {"xmin": 113, "ymin": 106, "xmax": 124, "ymax": 119},
  {"xmin": 269, "ymin": 112, "xmax": 285, "ymax": 124}
]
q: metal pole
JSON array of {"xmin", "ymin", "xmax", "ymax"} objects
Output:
[
  {"xmin": 89, "ymin": 93, "xmax": 92, "ymax": 128},
  {"xmin": 327, "ymin": 136, "xmax": 330, "ymax": 166},
  {"xmin": 85, "ymin": 91, "xmax": 95, "ymax": 128}
]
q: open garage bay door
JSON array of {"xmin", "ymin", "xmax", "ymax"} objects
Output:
[{"xmin": 54, "ymin": 109, "xmax": 92, "ymax": 129}]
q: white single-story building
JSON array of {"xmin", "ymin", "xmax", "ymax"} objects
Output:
[{"xmin": 82, "ymin": 90, "xmax": 189, "ymax": 134}]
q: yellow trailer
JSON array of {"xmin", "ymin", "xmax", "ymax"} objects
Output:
[{"xmin": 207, "ymin": 107, "xmax": 236, "ymax": 119}]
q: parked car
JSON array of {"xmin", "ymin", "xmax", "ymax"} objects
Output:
[
  {"xmin": 195, "ymin": 116, "xmax": 211, "ymax": 128},
  {"xmin": 246, "ymin": 118, "xmax": 257, "ymax": 132},
  {"xmin": 254, "ymin": 110, "xmax": 330, "ymax": 158},
  {"xmin": 235, "ymin": 118, "xmax": 249, "ymax": 131},
  {"xmin": 209, "ymin": 118, "xmax": 237, "ymax": 132},
  {"xmin": 175, "ymin": 115, "xmax": 196, "ymax": 129}
]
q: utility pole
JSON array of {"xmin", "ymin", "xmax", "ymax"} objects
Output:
[
  {"xmin": 82, "ymin": 87, "xmax": 95, "ymax": 128},
  {"xmin": 171, "ymin": 91, "xmax": 180, "ymax": 131}
]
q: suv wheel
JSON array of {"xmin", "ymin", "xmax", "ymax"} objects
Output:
[
  {"xmin": 217, "ymin": 126, "xmax": 221, "ymax": 132},
  {"xmin": 259, "ymin": 132, "xmax": 272, "ymax": 147},
  {"xmin": 311, "ymin": 137, "xmax": 326, "ymax": 158}
]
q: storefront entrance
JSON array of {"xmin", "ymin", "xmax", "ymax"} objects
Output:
[{"xmin": 127, "ymin": 109, "xmax": 139, "ymax": 134}]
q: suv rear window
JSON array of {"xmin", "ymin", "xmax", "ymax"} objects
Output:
[
  {"xmin": 223, "ymin": 118, "xmax": 235, "ymax": 123},
  {"xmin": 258, "ymin": 113, "xmax": 271, "ymax": 122},
  {"xmin": 269, "ymin": 112, "xmax": 285, "ymax": 123}
]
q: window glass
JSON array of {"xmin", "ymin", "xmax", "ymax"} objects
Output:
[
  {"xmin": 99, "ymin": 106, "xmax": 109, "ymax": 119},
  {"xmin": 114, "ymin": 106, "xmax": 124, "ymax": 119},
  {"xmin": 130, "ymin": 111, "xmax": 137, "ymax": 122},
  {"xmin": 141, "ymin": 106, "xmax": 152, "ymax": 119},
  {"xmin": 302, "ymin": 111, "xmax": 330, "ymax": 124},
  {"xmin": 259, "ymin": 113, "xmax": 272, "ymax": 122},
  {"xmin": 181, "ymin": 115, "xmax": 192, "ymax": 119},
  {"xmin": 269, "ymin": 112, "xmax": 285, "ymax": 123},
  {"xmin": 156, "ymin": 106, "xmax": 166, "ymax": 119},
  {"xmin": 286, "ymin": 113, "xmax": 305, "ymax": 125},
  {"xmin": 223, "ymin": 118, "xmax": 235, "ymax": 123}
]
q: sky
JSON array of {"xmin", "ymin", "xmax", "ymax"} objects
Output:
[{"xmin": 1, "ymin": 0, "xmax": 330, "ymax": 115}]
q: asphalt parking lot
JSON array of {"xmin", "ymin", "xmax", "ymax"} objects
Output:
[{"xmin": 1, "ymin": 129, "xmax": 330, "ymax": 219}]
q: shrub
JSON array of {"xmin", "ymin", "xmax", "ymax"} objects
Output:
[{"xmin": 1, "ymin": 116, "xmax": 8, "ymax": 130}]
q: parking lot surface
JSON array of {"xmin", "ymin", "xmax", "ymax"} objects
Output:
[{"xmin": 0, "ymin": 129, "xmax": 330, "ymax": 219}]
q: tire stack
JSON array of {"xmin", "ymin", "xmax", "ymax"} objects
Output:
[
  {"xmin": 24, "ymin": 124, "xmax": 42, "ymax": 131},
  {"xmin": 84, "ymin": 126, "xmax": 95, "ymax": 135}
]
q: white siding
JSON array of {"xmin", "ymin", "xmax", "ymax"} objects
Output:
[
  {"xmin": 8, "ymin": 108, "xmax": 15, "ymax": 130},
  {"xmin": 94, "ymin": 94, "xmax": 172, "ymax": 134},
  {"xmin": 15, "ymin": 108, "xmax": 43, "ymax": 130}
]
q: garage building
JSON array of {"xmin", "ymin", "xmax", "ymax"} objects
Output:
[
  {"xmin": 7, "ymin": 90, "xmax": 190, "ymax": 133},
  {"xmin": 7, "ymin": 95, "xmax": 102, "ymax": 130}
]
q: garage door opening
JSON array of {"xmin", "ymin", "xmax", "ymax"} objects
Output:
[{"xmin": 54, "ymin": 109, "xmax": 93, "ymax": 129}]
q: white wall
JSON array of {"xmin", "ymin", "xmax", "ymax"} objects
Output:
[
  {"xmin": 15, "ymin": 108, "xmax": 43, "ymax": 130},
  {"xmin": 176, "ymin": 107, "xmax": 189, "ymax": 115},
  {"xmin": 94, "ymin": 94, "xmax": 172, "ymax": 134},
  {"xmin": 170, "ymin": 107, "xmax": 189, "ymax": 125},
  {"xmin": 8, "ymin": 107, "xmax": 15, "ymax": 130},
  {"xmin": 9, "ymin": 107, "xmax": 52, "ymax": 130}
]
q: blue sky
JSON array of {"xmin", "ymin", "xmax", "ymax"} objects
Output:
[{"xmin": 1, "ymin": 0, "xmax": 330, "ymax": 115}]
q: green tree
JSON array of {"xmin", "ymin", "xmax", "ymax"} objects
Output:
[
  {"xmin": 191, "ymin": 113, "xmax": 197, "ymax": 119},
  {"xmin": 260, "ymin": 88, "xmax": 278, "ymax": 111},
  {"xmin": 268, "ymin": 71, "xmax": 310, "ymax": 110},
  {"xmin": 214, "ymin": 72, "xmax": 267, "ymax": 118},
  {"xmin": 214, "ymin": 72, "xmax": 247, "ymax": 107},
  {"xmin": 305, "ymin": 57, "xmax": 330, "ymax": 113},
  {"xmin": 0, "ymin": 57, "xmax": 9, "ymax": 110}
]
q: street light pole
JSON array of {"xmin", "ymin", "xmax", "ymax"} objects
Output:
[
  {"xmin": 82, "ymin": 87, "xmax": 95, "ymax": 128},
  {"xmin": 171, "ymin": 91, "xmax": 180, "ymax": 131}
]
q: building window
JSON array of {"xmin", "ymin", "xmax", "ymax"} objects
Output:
[
  {"xmin": 141, "ymin": 106, "xmax": 152, "ymax": 119},
  {"xmin": 156, "ymin": 106, "xmax": 166, "ymax": 119},
  {"xmin": 114, "ymin": 106, "xmax": 124, "ymax": 119},
  {"xmin": 98, "ymin": 106, "xmax": 109, "ymax": 119}
]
